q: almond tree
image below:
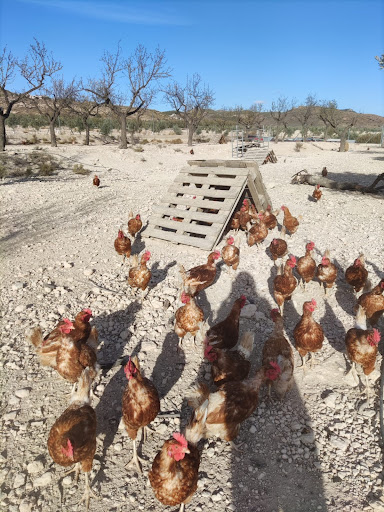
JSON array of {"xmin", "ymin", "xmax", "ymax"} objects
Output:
[
  {"xmin": 87, "ymin": 44, "xmax": 170, "ymax": 149},
  {"xmin": 32, "ymin": 77, "xmax": 79, "ymax": 146},
  {"xmin": 292, "ymin": 94, "xmax": 317, "ymax": 141},
  {"xmin": 0, "ymin": 40, "xmax": 61, "ymax": 150},
  {"xmin": 319, "ymin": 100, "xmax": 358, "ymax": 152},
  {"xmin": 231, "ymin": 103, "xmax": 265, "ymax": 135},
  {"xmin": 270, "ymin": 96, "xmax": 294, "ymax": 142},
  {"xmin": 164, "ymin": 73, "xmax": 215, "ymax": 146}
]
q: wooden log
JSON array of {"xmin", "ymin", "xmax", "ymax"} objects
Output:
[{"xmin": 291, "ymin": 170, "xmax": 384, "ymax": 195}]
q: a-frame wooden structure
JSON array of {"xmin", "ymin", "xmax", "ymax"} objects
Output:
[{"xmin": 143, "ymin": 159, "xmax": 272, "ymax": 251}]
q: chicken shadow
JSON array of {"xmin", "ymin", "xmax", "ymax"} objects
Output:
[
  {"xmin": 131, "ymin": 233, "xmax": 146, "ymax": 255},
  {"xmin": 93, "ymin": 300, "xmax": 142, "ymax": 481},
  {"xmin": 187, "ymin": 270, "xmax": 327, "ymax": 512},
  {"xmin": 148, "ymin": 260, "xmax": 177, "ymax": 291},
  {"xmin": 320, "ymin": 300, "xmax": 347, "ymax": 353}
]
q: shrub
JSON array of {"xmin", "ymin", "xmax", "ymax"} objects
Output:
[
  {"xmin": 38, "ymin": 162, "xmax": 55, "ymax": 176},
  {"xmin": 141, "ymin": 138, "xmax": 149, "ymax": 144},
  {"xmin": 169, "ymin": 138, "xmax": 183, "ymax": 144},
  {"xmin": 73, "ymin": 164, "xmax": 91, "ymax": 175},
  {"xmin": 141, "ymin": 157, "xmax": 146, "ymax": 162},
  {"xmin": 100, "ymin": 118, "xmax": 114, "ymax": 136},
  {"xmin": 294, "ymin": 142, "xmax": 303, "ymax": 152},
  {"xmin": 0, "ymin": 163, "xmax": 6, "ymax": 179},
  {"xmin": 173, "ymin": 125, "xmax": 182, "ymax": 135},
  {"xmin": 133, "ymin": 146, "xmax": 144, "ymax": 152},
  {"xmin": 356, "ymin": 133, "xmax": 381, "ymax": 144}
]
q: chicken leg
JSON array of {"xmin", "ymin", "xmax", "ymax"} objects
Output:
[
  {"xmin": 365, "ymin": 374, "xmax": 370, "ymax": 400},
  {"xmin": 75, "ymin": 472, "xmax": 99, "ymax": 511},
  {"xmin": 61, "ymin": 462, "xmax": 81, "ymax": 482},
  {"xmin": 126, "ymin": 439, "xmax": 146, "ymax": 474}
]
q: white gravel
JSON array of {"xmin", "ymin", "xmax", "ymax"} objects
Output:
[{"xmin": 0, "ymin": 137, "xmax": 383, "ymax": 512}]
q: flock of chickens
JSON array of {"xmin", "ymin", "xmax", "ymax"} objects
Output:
[{"xmin": 27, "ymin": 192, "xmax": 384, "ymax": 511}]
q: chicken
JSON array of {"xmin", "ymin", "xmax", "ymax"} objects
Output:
[
  {"xmin": 317, "ymin": 249, "xmax": 338, "ymax": 294},
  {"xmin": 293, "ymin": 299, "xmax": 324, "ymax": 368},
  {"xmin": 322, "ymin": 166, "xmax": 328, "ymax": 177},
  {"xmin": 230, "ymin": 211, "xmax": 241, "ymax": 232},
  {"xmin": 114, "ymin": 229, "xmax": 132, "ymax": 263},
  {"xmin": 281, "ymin": 205, "xmax": 300, "ymax": 235},
  {"xmin": 357, "ymin": 279, "xmax": 384, "ymax": 325},
  {"xmin": 239, "ymin": 205, "xmax": 252, "ymax": 230},
  {"xmin": 190, "ymin": 148, "xmax": 194, "ymax": 155},
  {"xmin": 312, "ymin": 184, "xmax": 322, "ymax": 201},
  {"xmin": 268, "ymin": 226, "xmax": 287, "ymax": 266},
  {"xmin": 262, "ymin": 309, "xmax": 294, "ymax": 399},
  {"xmin": 203, "ymin": 295, "xmax": 246, "ymax": 350},
  {"xmin": 221, "ymin": 236, "xmax": 240, "ymax": 276},
  {"xmin": 174, "ymin": 292, "xmax": 204, "ymax": 348},
  {"xmin": 187, "ymin": 364, "xmax": 280, "ymax": 448},
  {"xmin": 128, "ymin": 251, "xmax": 151, "ymax": 302},
  {"xmin": 93, "ymin": 175, "xmax": 100, "ymax": 187},
  {"xmin": 296, "ymin": 241, "xmax": 317, "ymax": 289},
  {"xmin": 246, "ymin": 215, "xmax": 268, "ymax": 247},
  {"xmin": 179, "ymin": 251, "xmax": 220, "ymax": 297},
  {"xmin": 345, "ymin": 306, "xmax": 381, "ymax": 398},
  {"xmin": 128, "ymin": 210, "xmax": 143, "ymax": 237},
  {"xmin": 47, "ymin": 368, "xmax": 97, "ymax": 510},
  {"xmin": 122, "ymin": 356, "xmax": 160, "ymax": 473},
  {"xmin": 345, "ymin": 254, "xmax": 368, "ymax": 294},
  {"xmin": 259, "ymin": 204, "xmax": 278, "ymax": 230},
  {"xmin": 149, "ymin": 431, "xmax": 201, "ymax": 512},
  {"xmin": 273, "ymin": 255, "xmax": 297, "ymax": 315},
  {"xmin": 204, "ymin": 331, "xmax": 254, "ymax": 386}
]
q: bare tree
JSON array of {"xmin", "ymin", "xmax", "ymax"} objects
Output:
[
  {"xmin": 87, "ymin": 44, "xmax": 170, "ymax": 149},
  {"xmin": 292, "ymin": 94, "xmax": 317, "ymax": 141},
  {"xmin": 164, "ymin": 73, "xmax": 215, "ymax": 146},
  {"xmin": 270, "ymin": 96, "xmax": 294, "ymax": 142},
  {"xmin": 32, "ymin": 77, "xmax": 78, "ymax": 146},
  {"xmin": 231, "ymin": 103, "xmax": 265, "ymax": 134},
  {"xmin": 0, "ymin": 40, "xmax": 61, "ymax": 150},
  {"xmin": 319, "ymin": 100, "xmax": 358, "ymax": 152}
]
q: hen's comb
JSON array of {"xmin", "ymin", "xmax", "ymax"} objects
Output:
[
  {"xmin": 270, "ymin": 308, "xmax": 279, "ymax": 317},
  {"xmin": 311, "ymin": 299, "xmax": 317, "ymax": 307},
  {"xmin": 83, "ymin": 308, "xmax": 92, "ymax": 315},
  {"xmin": 306, "ymin": 241, "xmax": 315, "ymax": 250},
  {"xmin": 173, "ymin": 432, "xmax": 188, "ymax": 448},
  {"xmin": 289, "ymin": 254, "xmax": 297, "ymax": 264},
  {"xmin": 269, "ymin": 361, "xmax": 281, "ymax": 371},
  {"xmin": 144, "ymin": 250, "xmax": 151, "ymax": 258},
  {"xmin": 63, "ymin": 318, "xmax": 73, "ymax": 325},
  {"xmin": 372, "ymin": 329, "xmax": 381, "ymax": 343}
]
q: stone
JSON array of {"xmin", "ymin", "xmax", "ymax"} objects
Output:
[
  {"xmin": 33, "ymin": 472, "xmax": 52, "ymax": 487},
  {"xmin": 329, "ymin": 435, "xmax": 349, "ymax": 452},
  {"xmin": 27, "ymin": 460, "xmax": 44, "ymax": 475},
  {"xmin": 240, "ymin": 304, "xmax": 257, "ymax": 318},
  {"xmin": 15, "ymin": 305, "xmax": 26, "ymax": 313},
  {"xmin": 62, "ymin": 262, "xmax": 73, "ymax": 269},
  {"xmin": 12, "ymin": 282, "xmax": 24, "ymax": 291},
  {"xmin": 323, "ymin": 392, "xmax": 338, "ymax": 408},
  {"xmin": 14, "ymin": 388, "xmax": 31, "ymax": 399},
  {"xmin": 83, "ymin": 269, "xmax": 94, "ymax": 277},
  {"xmin": 3, "ymin": 410, "xmax": 19, "ymax": 421},
  {"xmin": 13, "ymin": 474, "xmax": 26, "ymax": 489}
]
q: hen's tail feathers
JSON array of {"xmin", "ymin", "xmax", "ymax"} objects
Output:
[
  {"xmin": 297, "ymin": 214, "xmax": 303, "ymax": 222},
  {"xmin": 130, "ymin": 254, "xmax": 139, "ymax": 268},
  {"xmin": 71, "ymin": 368, "xmax": 92, "ymax": 405},
  {"xmin": 363, "ymin": 278, "xmax": 372, "ymax": 293},
  {"xmin": 280, "ymin": 226, "xmax": 286, "ymax": 239},
  {"xmin": 272, "ymin": 209, "xmax": 280, "ymax": 217},
  {"xmin": 323, "ymin": 248, "xmax": 331, "ymax": 259},
  {"xmin": 86, "ymin": 327, "xmax": 99, "ymax": 351},
  {"xmin": 27, "ymin": 327, "xmax": 43, "ymax": 348},
  {"xmin": 187, "ymin": 381, "xmax": 210, "ymax": 409},
  {"xmin": 355, "ymin": 305, "xmax": 367, "ymax": 331},
  {"xmin": 358, "ymin": 253, "xmax": 366, "ymax": 266},
  {"xmin": 128, "ymin": 210, "xmax": 133, "ymax": 220},
  {"xmin": 237, "ymin": 331, "xmax": 254, "ymax": 360}
]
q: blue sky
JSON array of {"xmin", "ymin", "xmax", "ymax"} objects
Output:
[{"xmin": 1, "ymin": 0, "xmax": 383, "ymax": 114}]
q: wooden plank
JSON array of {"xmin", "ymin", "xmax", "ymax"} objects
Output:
[
  {"xmin": 152, "ymin": 205, "xmax": 228, "ymax": 224},
  {"xmin": 160, "ymin": 194, "xmax": 233, "ymax": 211},
  {"xmin": 174, "ymin": 175, "xmax": 246, "ymax": 187},
  {"xmin": 149, "ymin": 216, "xmax": 221, "ymax": 236},
  {"xmin": 168, "ymin": 184, "xmax": 241, "ymax": 199},
  {"xmin": 179, "ymin": 166, "xmax": 250, "ymax": 176},
  {"xmin": 144, "ymin": 227, "xmax": 214, "ymax": 251}
]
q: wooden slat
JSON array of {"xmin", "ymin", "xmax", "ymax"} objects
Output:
[
  {"xmin": 152, "ymin": 205, "xmax": 228, "ymax": 224},
  {"xmin": 145, "ymin": 227, "xmax": 214, "ymax": 250},
  {"xmin": 168, "ymin": 184, "xmax": 241, "ymax": 199},
  {"xmin": 149, "ymin": 217, "xmax": 221, "ymax": 236},
  {"xmin": 174, "ymin": 175, "xmax": 245, "ymax": 186},
  {"xmin": 179, "ymin": 166, "xmax": 250, "ymax": 176},
  {"xmin": 160, "ymin": 194, "xmax": 233, "ymax": 211}
]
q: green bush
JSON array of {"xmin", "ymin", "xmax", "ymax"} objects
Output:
[
  {"xmin": 173, "ymin": 125, "xmax": 182, "ymax": 135},
  {"xmin": 356, "ymin": 133, "xmax": 381, "ymax": 144},
  {"xmin": 100, "ymin": 118, "xmax": 115, "ymax": 136},
  {"xmin": 73, "ymin": 164, "xmax": 91, "ymax": 175}
]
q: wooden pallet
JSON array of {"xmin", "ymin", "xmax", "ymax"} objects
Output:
[{"xmin": 144, "ymin": 160, "xmax": 272, "ymax": 251}]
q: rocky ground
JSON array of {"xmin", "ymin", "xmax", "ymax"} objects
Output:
[{"xmin": 1, "ymin": 133, "xmax": 384, "ymax": 512}]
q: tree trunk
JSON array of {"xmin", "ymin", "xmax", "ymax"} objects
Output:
[
  {"xmin": 187, "ymin": 126, "xmax": 193, "ymax": 146},
  {"xmin": 291, "ymin": 170, "xmax": 384, "ymax": 195},
  {"xmin": 339, "ymin": 132, "xmax": 347, "ymax": 152},
  {"xmin": 0, "ymin": 115, "xmax": 6, "ymax": 151},
  {"xmin": 120, "ymin": 113, "xmax": 127, "ymax": 149},
  {"xmin": 84, "ymin": 123, "xmax": 90, "ymax": 146},
  {"xmin": 49, "ymin": 121, "xmax": 57, "ymax": 147}
]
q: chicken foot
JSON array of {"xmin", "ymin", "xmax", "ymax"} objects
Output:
[
  {"xmin": 142, "ymin": 425, "xmax": 156, "ymax": 443},
  {"xmin": 75, "ymin": 472, "xmax": 99, "ymax": 511},
  {"xmin": 229, "ymin": 440, "xmax": 244, "ymax": 452},
  {"xmin": 345, "ymin": 362, "xmax": 360, "ymax": 386},
  {"xmin": 60, "ymin": 462, "xmax": 81, "ymax": 482},
  {"xmin": 126, "ymin": 439, "xmax": 146, "ymax": 474}
]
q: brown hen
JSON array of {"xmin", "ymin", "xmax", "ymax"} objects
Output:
[
  {"xmin": 293, "ymin": 299, "xmax": 324, "ymax": 368},
  {"xmin": 317, "ymin": 249, "xmax": 337, "ymax": 294},
  {"xmin": 297, "ymin": 241, "xmax": 317, "ymax": 289},
  {"xmin": 179, "ymin": 251, "xmax": 220, "ymax": 297},
  {"xmin": 174, "ymin": 292, "xmax": 204, "ymax": 348},
  {"xmin": 273, "ymin": 255, "xmax": 297, "ymax": 315},
  {"xmin": 114, "ymin": 229, "xmax": 132, "ymax": 263},
  {"xmin": 281, "ymin": 205, "xmax": 300, "ymax": 235},
  {"xmin": 247, "ymin": 215, "xmax": 268, "ymax": 247},
  {"xmin": 128, "ymin": 251, "xmax": 151, "ymax": 302},
  {"xmin": 128, "ymin": 210, "xmax": 143, "ymax": 237},
  {"xmin": 268, "ymin": 226, "xmax": 287, "ymax": 265},
  {"xmin": 357, "ymin": 279, "xmax": 384, "ymax": 325},
  {"xmin": 221, "ymin": 236, "xmax": 240, "ymax": 275},
  {"xmin": 345, "ymin": 254, "xmax": 368, "ymax": 294},
  {"xmin": 203, "ymin": 295, "xmax": 246, "ymax": 350}
]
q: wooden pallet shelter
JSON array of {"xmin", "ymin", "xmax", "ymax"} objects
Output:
[{"xmin": 143, "ymin": 160, "xmax": 272, "ymax": 251}]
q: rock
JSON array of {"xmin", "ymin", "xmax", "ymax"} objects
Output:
[
  {"xmin": 13, "ymin": 473, "xmax": 26, "ymax": 489},
  {"xmin": 33, "ymin": 471, "xmax": 52, "ymax": 487},
  {"xmin": 19, "ymin": 501, "xmax": 34, "ymax": 512},
  {"xmin": 14, "ymin": 388, "xmax": 31, "ymax": 399},
  {"xmin": 62, "ymin": 262, "xmax": 73, "ymax": 269},
  {"xmin": 12, "ymin": 282, "xmax": 24, "ymax": 291},
  {"xmin": 249, "ymin": 425, "xmax": 257, "ymax": 434},
  {"xmin": 120, "ymin": 330, "xmax": 129, "ymax": 340},
  {"xmin": 329, "ymin": 435, "xmax": 349, "ymax": 452},
  {"xmin": 155, "ymin": 423, "xmax": 168, "ymax": 436},
  {"xmin": 323, "ymin": 392, "xmax": 338, "ymax": 408},
  {"xmin": 240, "ymin": 304, "xmax": 257, "ymax": 318},
  {"xmin": 301, "ymin": 432, "xmax": 315, "ymax": 445},
  {"xmin": 15, "ymin": 305, "xmax": 26, "ymax": 313},
  {"xmin": 344, "ymin": 371, "xmax": 360, "ymax": 388},
  {"xmin": 3, "ymin": 410, "xmax": 19, "ymax": 421},
  {"xmin": 83, "ymin": 269, "xmax": 94, "ymax": 277},
  {"xmin": 27, "ymin": 460, "xmax": 44, "ymax": 475},
  {"xmin": 62, "ymin": 476, "xmax": 72, "ymax": 486}
]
